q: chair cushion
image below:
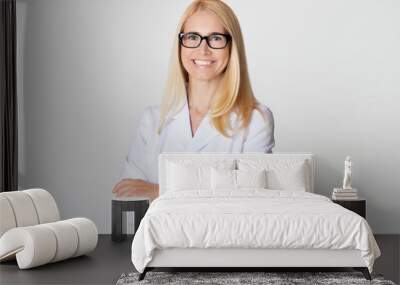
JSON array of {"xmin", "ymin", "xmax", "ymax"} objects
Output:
[
  {"xmin": 0, "ymin": 191, "xmax": 39, "ymax": 227},
  {"xmin": 0, "ymin": 189, "xmax": 60, "ymax": 238},
  {"xmin": 24, "ymin": 188, "xmax": 60, "ymax": 223},
  {"xmin": 0, "ymin": 196, "xmax": 16, "ymax": 237},
  {"xmin": 0, "ymin": 218, "xmax": 98, "ymax": 269}
]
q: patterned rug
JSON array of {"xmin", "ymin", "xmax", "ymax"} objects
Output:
[{"xmin": 116, "ymin": 271, "xmax": 396, "ymax": 285}]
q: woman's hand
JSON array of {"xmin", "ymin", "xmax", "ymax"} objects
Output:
[{"xmin": 112, "ymin": 179, "xmax": 159, "ymax": 201}]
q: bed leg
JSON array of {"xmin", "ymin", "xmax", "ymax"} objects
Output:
[
  {"xmin": 138, "ymin": 268, "xmax": 148, "ymax": 281},
  {"xmin": 354, "ymin": 267, "xmax": 371, "ymax": 280}
]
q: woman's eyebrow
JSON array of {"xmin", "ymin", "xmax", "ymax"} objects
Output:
[
  {"xmin": 185, "ymin": 30, "xmax": 199, "ymax": 34},
  {"xmin": 185, "ymin": 31, "xmax": 225, "ymax": 35}
]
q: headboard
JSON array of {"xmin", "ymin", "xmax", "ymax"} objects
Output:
[{"xmin": 158, "ymin": 152, "xmax": 315, "ymax": 195}]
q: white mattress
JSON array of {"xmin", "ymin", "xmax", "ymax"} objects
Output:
[{"xmin": 131, "ymin": 190, "xmax": 381, "ymax": 273}]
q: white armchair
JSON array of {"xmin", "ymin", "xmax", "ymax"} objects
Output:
[{"xmin": 0, "ymin": 188, "xmax": 98, "ymax": 269}]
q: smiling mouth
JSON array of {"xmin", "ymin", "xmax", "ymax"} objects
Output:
[{"xmin": 192, "ymin": 59, "xmax": 215, "ymax": 66}]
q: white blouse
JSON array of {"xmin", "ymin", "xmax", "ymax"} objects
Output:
[{"xmin": 120, "ymin": 96, "xmax": 275, "ymax": 184}]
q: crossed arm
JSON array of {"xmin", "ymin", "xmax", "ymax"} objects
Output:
[{"xmin": 112, "ymin": 179, "xmax": 159, "ymax": 202}]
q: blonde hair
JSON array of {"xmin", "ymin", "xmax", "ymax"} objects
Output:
[{"xmin": 157, "ymin": 0, "xmax": 265, "ymax": 137}]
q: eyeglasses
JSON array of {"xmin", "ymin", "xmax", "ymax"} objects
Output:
[{"xmin": 179, "ymin": 32, "xmax": 231, "ymax": 49}]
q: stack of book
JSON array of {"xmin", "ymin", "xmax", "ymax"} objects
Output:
[{"xmin": 332, "ymin": 188, "xmax": 358, "ymax": 200}]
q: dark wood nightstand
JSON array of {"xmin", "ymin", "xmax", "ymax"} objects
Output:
[
  {"xmin": 332, "ymin": 198, "xmax": 366, "ymax": 219},
  {"xmin": 111, "ymin": 197, "xmax": 150, "ymax": 242}
]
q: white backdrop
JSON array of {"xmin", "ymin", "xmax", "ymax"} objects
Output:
[{"xmin": 16, "ymin": 0, "xmax": 400, "ymax": 233}]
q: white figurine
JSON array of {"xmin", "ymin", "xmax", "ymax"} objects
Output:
[{"xmin": 342, "ymin": 156, "xmax": 352, "ymax": 190}]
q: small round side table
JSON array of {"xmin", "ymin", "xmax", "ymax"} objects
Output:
[{"xmin": 111, "ymin": 196, "xmax": 150, "ymax": 242}]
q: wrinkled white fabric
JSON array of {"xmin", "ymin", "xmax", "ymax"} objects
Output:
[{"xmin": 131, "ymin": 190, "xmax": 380, "ymax": 273}]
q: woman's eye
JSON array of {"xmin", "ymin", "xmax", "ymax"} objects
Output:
[
  {"xmin": 187, "ymin": 34, "xmax": 199, "ymax": 40},
  {"xmin": 210, "ymin": 35, "xmax": 223, "ymax": 41}
]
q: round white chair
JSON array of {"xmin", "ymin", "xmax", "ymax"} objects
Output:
[{"xmin": 0, "ymin": 188, "xmax": 98, "ymax": 269}]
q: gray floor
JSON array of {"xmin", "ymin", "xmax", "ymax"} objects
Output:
[{"xmin": 0, "ymin": 234, "xmax": 399, "ymax": 285}]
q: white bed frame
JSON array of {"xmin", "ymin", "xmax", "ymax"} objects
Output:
[
  {"xmin": 148, "ymin": 248, "xmax": 365, "ymax": 268},
  {"xmin": 138, "ymin": 153, "xmax": 371, "ymax": 281}
]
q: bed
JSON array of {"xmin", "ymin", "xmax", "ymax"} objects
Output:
[{"xmin": 130, "ymin": 153, "xmax": 381, "ymax": 281}]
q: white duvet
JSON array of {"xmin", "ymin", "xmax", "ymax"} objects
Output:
[{"xmin": 131, "ymin": 190, "xmax": 381, "ymax": 273}]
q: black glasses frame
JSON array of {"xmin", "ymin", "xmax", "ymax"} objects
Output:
[{"xmin": 179, "ymin": 32, "xmax": 231, "ymax": 49}]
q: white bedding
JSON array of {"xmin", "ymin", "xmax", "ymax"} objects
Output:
[{"xmin": 131, "ymin": 190, "xmax": 381, "ymax": 273}]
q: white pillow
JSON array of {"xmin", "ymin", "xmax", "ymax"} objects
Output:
[
  {"xmin": 236, "ymin": 169, "xmax": 267, "ymax": 189},
  {"xmin": 211, "ymin": 168, "xmax": 236, "ymax": 190},
  {"xmin": 238, "ymin": 159, "xmax": 309, "ymax": 191},
  {"xmin": 266, "ymin": 162, "xmax": 307, "ymax": 191},
  {"xmin": 211, "ymin": 168, "xmax": 268, "ymax": 190},
  {"xmin": 166, "ymin": 159, "xmax": 236, "ymax": 192},
  {"xmin": 167, "ymin": 162, "xmax": 210, "ymax": 191}
]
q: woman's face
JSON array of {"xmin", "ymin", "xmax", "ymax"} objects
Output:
[{"xmin": 180, "ymin": 10, "xmax": 230, "ymax": 83}]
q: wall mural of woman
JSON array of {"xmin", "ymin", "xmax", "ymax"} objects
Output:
[{"xmin": 112, "ymin": 0, "xmax": 275, "ymax": 200}]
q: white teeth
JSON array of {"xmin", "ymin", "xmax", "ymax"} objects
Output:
[{"xmin": 194, "ymin": 60, "xmax": 214, "ymax": 66}]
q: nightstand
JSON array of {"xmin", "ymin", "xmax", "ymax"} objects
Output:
[
  {"xmin": 332, "ymin": 198, "xmax": 366, "ymax": 219},
  {"xmin": 111, "ymin": 197, "xmax": 150, "ymax": 242}
]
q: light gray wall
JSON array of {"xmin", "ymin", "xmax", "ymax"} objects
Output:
[{"xmin": 17, "ymin": 0, "xmax": 400, "ymax": 234}]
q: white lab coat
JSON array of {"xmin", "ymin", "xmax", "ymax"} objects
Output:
[{"xmin": 120, "ymin": 96, "xmax": 275, "ymax": 184}]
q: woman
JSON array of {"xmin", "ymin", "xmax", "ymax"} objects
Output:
[{"xmin": 112, "ymin": 0, "xmax": 275, "ymax": 200}]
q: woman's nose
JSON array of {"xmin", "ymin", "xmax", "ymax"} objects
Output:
[{"xmin": 199, "ymin": 39, "xmax": 211, "ymax": 54}]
